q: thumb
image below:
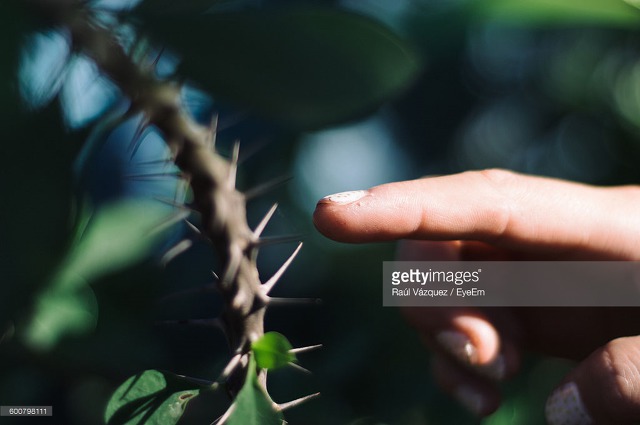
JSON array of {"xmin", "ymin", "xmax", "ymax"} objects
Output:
[{"xmin": 546, "ymin": 336, "xmax": 640, "ymax": 425}]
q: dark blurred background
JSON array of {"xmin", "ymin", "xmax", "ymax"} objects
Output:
[{"xmin": 3, "ymin": 0, "xmax": 640, "ymax": 424}]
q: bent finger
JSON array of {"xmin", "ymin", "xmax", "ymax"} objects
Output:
[
  {"xmin": 431, "ymin": 353, "xmax": 501, "ymax": 417},
  {"xmin": 546, "ymin": 336, "xmax": 640, "ymax": 424},
  {"xmin": 403, "ymin": 307, "xmax": 502, "ymax": 366}
]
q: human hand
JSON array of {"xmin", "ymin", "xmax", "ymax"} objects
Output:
[{"xmin": 313, "ymin": 169, "xmax": 640, "ymax": 424}]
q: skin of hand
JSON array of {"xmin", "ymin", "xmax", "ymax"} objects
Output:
[{"xmin": 313, "ymin": 169, "xmax": 640, "ymax": 425}]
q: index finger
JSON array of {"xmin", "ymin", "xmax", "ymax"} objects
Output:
[{"xmin": 312, "ymin": 169, "xmax": 640, "ymax": 258}]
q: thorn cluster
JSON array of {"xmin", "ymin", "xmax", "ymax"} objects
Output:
[{"xmin": 44, "ymin": 0, "xmax": 320, "ymax": 414}]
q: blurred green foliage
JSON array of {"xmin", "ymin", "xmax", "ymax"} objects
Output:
[
  {"xmin": 24, "ymin": 200, "xmax": 175, "ymax": 350},
  {"xmin": 470, "ymin": 0, "xmax": 640, "ymax": 26},
  {"xmin": 134, "ymin": 4, "xmax": 421, "ymax": 129}
]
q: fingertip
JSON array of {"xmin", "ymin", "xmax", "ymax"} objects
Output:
[
  {"xmin": 404, "ymin": 308, "xmax": 507, "ymax": 375},
  {"xmin": 312, "ymin": 203, "xmax": 348, "ymax": 242},
  {"xmin": 452, "ymin": 314, "xmax": 501, "ymax": 365},
  {"xmin": 312, "ymin": 190, "xmax": 371, "ymax": 242}
]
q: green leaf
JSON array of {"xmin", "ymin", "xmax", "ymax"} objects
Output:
[
  {"xmin": 471, "ymin": 0, "xmax": 640, "ymax": 26},
  {"xmin": 226, "ymin": 355, "xmax": 283, "ymax": 425},
  {"xmin": 23, "ymin": 286, "xmax": 99, "ymax": 351},
  {"xmin": 133, "ymin": 7, "xmax": 422, "ymax": 129},
  {"xmin": 23, "ymin": 200, "xmax": 175, "ymax": 349},
  {"xmin": 251, "ymin": 332, "xmax": 296, "ymax": 370},
  {"xmin": 53, "ymin": 200, "xmax": 172, "ymax": 289},
  {"xmin": 625, "ymin": 0, "xmax": 640, "ymax": 11},
  {"xmin": 105, "ymin": 370, "xmax": 205, "ymax": 425}
]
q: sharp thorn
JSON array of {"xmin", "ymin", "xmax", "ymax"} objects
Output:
[
  {"xmin": 128, "ymin": 117, "xmax": 150, "ymax": 160},
  {"xmin": 261, "ymin": 367, "xmax": 268, "ymax": 389},
  {"xmin": 182, "ymin": 375, "xmax": 216, "ymax": 387},
  {"xmin": 135, "ymin": 157, "xmax": 173, "ymax": 166},
  {"xmin": 149, "ymin": 209, "xmax": 191, "ymax": 235},
  {"xmin": 217, "ymin": 111, "xmax": 249, "ymax": 133},
  {"xmin": 255, "ymin": 234, "xmax": 303, "ymax": 248},
  {"xmin": 161, "ymin": 239, "xmax": 193, "ymax": 266},
  {"xmin": 253, "ymin": 203, "xmax": 278, "ymax": 238},
  {"xmin": 206, "ymin": 113, "xmax": 219, "ymax": 150},
  {"xmin": 177, "ymin": 176, "xmax": 192, "ymax": 205},
  {"xmin": 167, "ymin": 139, "xmax": 181, "ymax": 160},
  {"xmin": 151, "ymin": 46, "xmax": 166, "ymax": 68},
  {"xmin": 290, "ymin": 344, "xmax": 322, "ymax": 355},
  {"xmin": 218, "ymin": 353, "xmax": 242, "ymax": 382},
  {"xmin": 154, "ymin": 196, "xmax": 190, "ymax": 210},
  {"xmin": 236, "ymin": 136, "xmax": 271, "ymax": 165},
  {"xmin": 184, "ymin": 219, "xmax": 201, "ymax": 234},
  {"xmin": 228, "ymin": 139, "xmax": 240, "ymax": 189},
  {"xmin": 287, "ymin": 362, "xmax": 311, "ymax": 375},
  {"xmin": 211, "ymin": 404, "xmax": 235, "ymax": 425},
  {"xmin": 268, "ymin": 297, "xmax": 321, "ymax": 306},
  {"xmin": 262, "ymin": 242, "xmax": 303, "ymax": 294},
  {"xmin": 244, "ymin": 175, "xmax": 292, "ymax": 201},
  {"xmin": 277, "ymin": 393, "xmax": 321, "ymax": 412},
  {"xmin": 211, "ymin": 270, "xmax": 220, "ymax": 281},
  {"xmin": 125, "ymin": 171, "xmax": 183, "ymax": 181}
]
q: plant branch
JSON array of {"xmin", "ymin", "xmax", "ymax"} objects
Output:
[{"xmin": 32, "ymin": 0, "xmax": 271, "ymax": 395}]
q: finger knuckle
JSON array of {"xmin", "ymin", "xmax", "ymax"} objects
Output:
[
  {"xmin": 477, "ymin": 168, "xmax": 518, "ymax": 186},
  {"xmin": 475, "ymin": 169, "xmax": 518, "ymax": 241},
  {"xmin": 599, "ymin": 338, "xmax": 640, "ymax": 419}
]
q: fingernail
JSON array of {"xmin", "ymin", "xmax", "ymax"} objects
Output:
[
  {"xmin": 435, "ymin": 331, "xmax": 478, "ymax": 365},
  {"xmin": 545, "ymin": 382, "xmax": 593, "ymax": 425},
  {"xmin": 477, "ymin": 354, "xmax": 506, "ymax": 381},
  {"xmin": 319, "ymin": 190, "xmax": 367, "ymax": 205},
  {"xmin": 454, "ymin": 385, "xmax": 487, "ymax": 416}
]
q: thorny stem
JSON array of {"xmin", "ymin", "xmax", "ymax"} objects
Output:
[{"xmin": 28, "ymin": 0, "xmax": 272, "ymax": 396}]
